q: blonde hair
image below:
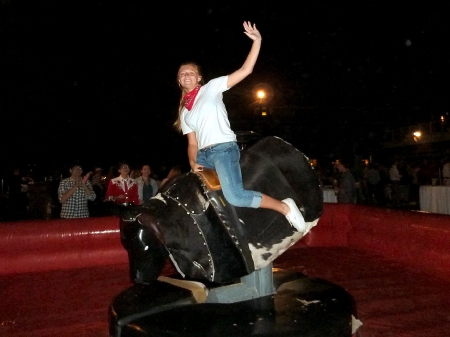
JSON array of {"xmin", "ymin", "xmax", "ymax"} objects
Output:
[{"xmin": 173, "ymin": 62, "xmax": 205, "ymax": 132}]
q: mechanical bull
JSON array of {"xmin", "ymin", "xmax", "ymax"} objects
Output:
[
  {"xmin": 121, "ymin": 136, "xmax": 322, "ymax": 284},
  {"xmin": 109, "ymin": 136, "xmax": 356, "ymax": 337}
]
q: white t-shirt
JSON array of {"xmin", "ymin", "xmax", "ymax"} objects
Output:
[
  {"xmin": 181, "ymin": 76, "xmax": 237, "ymax": 150},
  {"xmin": 389, "ymin": 165, "xmax": 402, "ymax": 182}
]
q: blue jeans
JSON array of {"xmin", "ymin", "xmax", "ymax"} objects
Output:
[{"xmin": 196, "ymin": 142, "xmax": 262, "ymax": 208}]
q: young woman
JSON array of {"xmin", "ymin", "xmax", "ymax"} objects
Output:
[
  {"xmin": 105, "ymin": 162, "xmax": 140, "ymax": 205},
  {"xmin": 173, "ymin": 21, "xmax": 305, "ymax": 232},
  {"xmin": 159, "ymin": 165, "xmax": 182, "ymax": 189},
  {"xmin": 135, "ymin": 164, "xmax": 158, "ymax": 204}
]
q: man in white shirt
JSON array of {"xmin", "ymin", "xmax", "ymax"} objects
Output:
[{"xmin": 389, "ymin": 160, "xmax": 402, "ymax": 207}]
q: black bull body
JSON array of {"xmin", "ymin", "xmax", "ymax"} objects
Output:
[{"xmin": 120, "ymin": 136, "xmax": 323, "ymax": 284}]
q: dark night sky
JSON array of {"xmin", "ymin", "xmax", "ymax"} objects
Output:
[{"xmin": 1, "ymin": 0, "xmax": 449, "ymax": 176}]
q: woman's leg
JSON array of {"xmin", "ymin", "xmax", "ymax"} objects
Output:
[
  {"xmin": 260, "ymin": 194, "xmax": 289, "ymax": 215},
  {"xmin": 211, "ymin": 142, "xmax": 305, "ymax": 232},
  {"xmin": 260, "ymin": 195, "xmax": 305, "ymax": 232},
  {"xmin": 212, "ymin": 143, "xmax": 261, "ymax": 208}
]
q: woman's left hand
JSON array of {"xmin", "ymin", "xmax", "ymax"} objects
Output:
[{"xmin": 243, "ymin": 21, "xmax": 261, "ymax": 42}]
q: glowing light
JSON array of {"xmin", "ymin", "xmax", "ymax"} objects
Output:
[
  {"xmin": 413, "ymin": 131, "xmax": 422, "ymax": 142},
  {"xmin": 261, "ymin": 111, "xmax": 267, "ymax": 116},
  {"xmin": 256, "ymin": 90, "xmax": 265, "ymax": 99}
]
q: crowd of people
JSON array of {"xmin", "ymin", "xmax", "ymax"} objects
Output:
[
  {"xmin": 1, "ymin": 153, "xmax": 449, "ymax": 221},
  {"xmin": 0, "ymin": 161, "xmax": 185, "ymax": 221},
  {"xmin": 317, "ymin": 155, "xmax": 447, "ymax": 208}
]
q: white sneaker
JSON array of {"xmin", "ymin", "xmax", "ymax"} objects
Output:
[{"xmin": 282, "ymin": 198, "xmax": 305, "ymax": 233}]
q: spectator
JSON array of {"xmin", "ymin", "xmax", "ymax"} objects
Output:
[
  {"xmin": 105, "ymin": 162, "xmax": 139, "ymax": 205},
  {"xmin": 91, "ymin": 167, "xmax": 104, "ymax": 200},
  {"xmin": 378, "ymin": 162, "xmax": 391, "ymax": 206},
  {"xmin": 364, "ymin": 163, "xmax": 382, "ymax": 205},
  {"xmin": 89, "ymin": 166, "xmax": 105, "ymax": 216},
  {"xmin": 442, "ymin": 157, "xmax": 450, "ymax": 185},
  {"xmin": 58, "ymin": 163, "xmax": 96, "ymax": 218},
  {"xmin": 335, "ymin": 159, "xmax": 356, "ymax": 204},
  {"xmin": 409, "ymin": 160, "xmax": 421, "ymax": 205},
  {"xmin": 135, "ymin": 164, "xmax": 158, "ymax": 204},
  {"xmin": 389, "ymin": 159, "xmax": 402, "ymax": 207},
  {"xmin": 159, "ymin": 165, "xmax": 182, "ymax": 189},
  {"xmin": 398, "ymin": 160, "xmax": 412, "ymax": 205},
  {"xmin": 6, "ymin": 167, "xmax": 29, "ymax": 219},
  {"xmin": 130, "ymin": 168, "xmax": 141, "ymax": 179},
  {"xmin": 315, "ymin": 163, "xmax": 334, "ymax": 186},
  {"xmin": 103, "ymin": 165, "xmax": 115, "ymax": 188}
]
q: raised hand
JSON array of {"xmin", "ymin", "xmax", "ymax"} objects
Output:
[
  {"xmin": 82, "ymin": 172, "xmax": 92, "ymax": 185},
  {"xmin": 243, "ymin": 21, "xmax": 261, "ymax": 42},
  {"xmin": 73, "ymin": 177, "xmax": 82, "ymax": 188}
]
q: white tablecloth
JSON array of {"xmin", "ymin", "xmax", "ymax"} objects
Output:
[
  {"xmin": 323, "ymin": 188, "xmax": 337, "ymax": 203},
  {"xmin": 419, "ymin": 185, "xmax": 450, "ymax": 215}
]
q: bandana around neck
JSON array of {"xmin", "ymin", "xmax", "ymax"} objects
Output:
[{"xmin": 183, "ymin": 85, "xmax": 201, "ymax": 111}]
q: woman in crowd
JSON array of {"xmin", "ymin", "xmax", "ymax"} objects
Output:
[
  {"xmin": 159, "ymin": 165, "xmax": 182, "ymax": 189},
  {"xmin": 173, "ymin": 21, "xmax": 305, "ymax": 232},
  {"xmin": 135, "ymin": 164, "xmax": 158, "ymax": 204},
  {"xmin": 130, "ymin": 168, "xmax": 141, "ymax": 179},
  {"xmin": 105, "ymin": 162, "xmax": 139, "ymax": 205}
]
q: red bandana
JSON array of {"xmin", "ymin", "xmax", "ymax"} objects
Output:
[{"xmin": 183, "ymin": 85, "xmax": 201, "ymax": 111}]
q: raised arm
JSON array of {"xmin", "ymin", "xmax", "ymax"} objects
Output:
[{"xmin": 227, "ymin": 21, "xmax": 262, "ymax": 89}]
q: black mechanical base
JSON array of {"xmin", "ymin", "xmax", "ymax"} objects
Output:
[{"xmin": 109, "ymin": 268, "xmax": 355, "ymax": 337}]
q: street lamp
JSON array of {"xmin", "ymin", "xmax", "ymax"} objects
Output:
[
  {"xmin": 249, "ymin": 83, "xmax": 273, "ymax": 118},
  {"xmin": 255, "ymin": 90, "xmax": 267, "ymax": 116},
  {"xmin": 256, "ymin": 90, "xmax": 266, "ymax": 102},
  {"xmin": 413, "ymin": 131, "xmax": 421, "ymax": 142}
]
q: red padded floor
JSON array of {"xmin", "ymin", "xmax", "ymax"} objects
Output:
[
  {"xmin": 1, "ymin": 264, "xmax": 130, "ymax": 337},
  {"xmin": 2, "ymin": 247, "xmax": 450, "ymax": 337},
  {"xmin": 0, "ymin": 263, "xmax": 175, "ymax": 337},
  {"xmin": 276, "ymin": 247, "xmax": 450, "ymax": 337}
]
